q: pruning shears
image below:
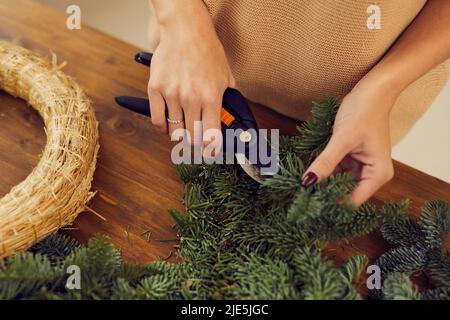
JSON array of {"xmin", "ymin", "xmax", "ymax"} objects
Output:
[{"xmin": 115, "ymin": 52, "xmax": 272, "ymax": 183}]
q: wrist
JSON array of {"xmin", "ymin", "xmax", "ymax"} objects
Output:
[
  {"xmin": 352, "ymin": 68, "xmax": 404, "ymax": 115},
  {"xmin": 153, "ymin": 0, "xmax": 217, "ymax": 47},
  {"xmin": 152, "ymin": 0, "xmax": 209, "ymax": 28},
  {"xmin": 358, "ymin": 59, "xmax": 413, "ymax": 101}
]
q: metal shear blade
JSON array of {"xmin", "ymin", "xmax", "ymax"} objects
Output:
[{"xmin": 235, "ymin": 153, "xmax": 264, "ymax": 184}]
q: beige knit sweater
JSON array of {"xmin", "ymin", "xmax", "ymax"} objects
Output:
[{"xmin": 149, "ymin": 0, "xmax": 449, "ymax": 144}]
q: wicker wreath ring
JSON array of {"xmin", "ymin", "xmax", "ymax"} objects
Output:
[{"xmin": 0, "ymin": 42, "xmax": 99, "ymax": 258}]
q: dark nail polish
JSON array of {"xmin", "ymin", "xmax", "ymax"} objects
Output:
[
  {"xmin": 134, "ymin": 52, "xmax": 152, "ymax": 67},
  {"xmin": 301, "ymin": 172, "xmax": 318, "ymax": 187}
]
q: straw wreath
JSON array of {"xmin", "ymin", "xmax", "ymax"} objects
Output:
[{"xmin": 0, "ymin": 41, "xmax": 99, "ymax": 258}]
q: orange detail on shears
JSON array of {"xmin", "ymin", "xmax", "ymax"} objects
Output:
[{"xmin": 221, "ymin": 108, "xmax": 235, "ymax": 126}]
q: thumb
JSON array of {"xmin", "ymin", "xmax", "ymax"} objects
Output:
[{"xmin": 301, "ymin": 136, "xmax": 350, "ymax": 187}]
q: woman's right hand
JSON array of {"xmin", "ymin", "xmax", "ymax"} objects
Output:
[{"xmin": 149, "ymin": 0, "xmax": 234, "ymax": 150}]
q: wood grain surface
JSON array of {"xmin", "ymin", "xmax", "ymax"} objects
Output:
[{"xmin": 0, "ymin": 0, "xmax": 449, "ymax": 271}]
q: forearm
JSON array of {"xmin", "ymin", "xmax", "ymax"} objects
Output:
[
  {"xmin": 146, "ymin": 0, "xmax": 234, "ymax": 142},
  {"xmin": 360, "ymin": 0, "xmax": 450, "ymax": 102},
  {"xmin": 150, "ymin": 0, "xmax": 211, "ymax": 27}
]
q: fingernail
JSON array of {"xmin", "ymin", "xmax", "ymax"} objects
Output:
[
  {"xmin": 301, "ymin": 172, "xmax": 318, "ymax": 188},
  {"xmin": 134, "ymin": 52, "xmax": 152, "ymax": 67}
]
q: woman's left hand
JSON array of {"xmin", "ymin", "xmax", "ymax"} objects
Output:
[
  {"xmin": 299, "ymin": 0, "xmax": 450, "ymax": 206},
  {"xmin": 301, "ymin": 79, "xmax": 398, "ymax": 206}
]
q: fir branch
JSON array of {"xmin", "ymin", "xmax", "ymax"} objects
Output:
[
  {"xmin": 291, "ymin": 247, "xmax": 351, "ymax": 300},
  {"xmin": 418, "ymin": 200, "xmax": 450, "ymax": 249},
  {"xmin": 30, "ymin": 233, "xmax": 81, "ymax": 265},
  {"xmin": 232, "ymin": 254, "xmax": 300, "ymax": 300},
  {"xmin": 340, "ymin": 255, "xmax": 368, "ymax": 286},
  {"xmin": 296, "ymin": 97, "xmax": 340, "ymax": 160},
  {"xmin": 382, "ymin": 273, "xmax": 420, "ymax": 300},
  {"xmin": 380, "ymin": 200, "xmax": 424, "ymax": 247},
  {"xmin": 427, "ymin": 253, "xmax": 450, "ymax": 287},
  {"xmin": 375, "ymin": 245, "xmax": 428, "ymax": 275},
  {"xmin": 0, "ymin": 253, "xmax": 64, "ymax": 300},
  {"xmin": 420, "ymin": 287, "xmax": 450, "ymax": 300},
  {"xmin": 287, "ymin": 188, "xmax": 324, "ymax": 223}
]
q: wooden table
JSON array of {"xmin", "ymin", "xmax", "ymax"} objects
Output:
[{"xmin": 1, "ymin": 0, "xmax": 449, "ymax": 266}]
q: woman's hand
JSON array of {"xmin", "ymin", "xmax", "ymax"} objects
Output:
[
  {"xmin": 301, "ymin": 0, "xmax": 450, "ymax": 206},
  {"xmin": 149, "ymin": 0, "xmax": 234, "ymax": 149},
  {"xmin": 301, "ymin": 78, "xmax": 397, "ymax": 206}
]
